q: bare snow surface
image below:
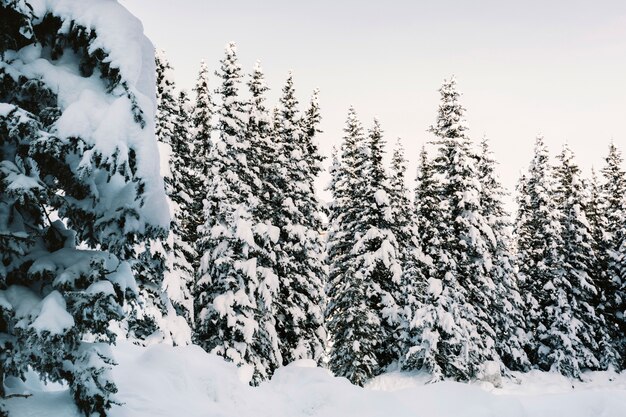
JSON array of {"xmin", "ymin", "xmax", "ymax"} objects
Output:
[{"xmin": 6, "ymin": 342, "xmax": 626, "ymax": 417}]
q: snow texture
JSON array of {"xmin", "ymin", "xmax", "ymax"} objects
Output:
[{"xmin": 5, "ymin": 342, "xmax": 626, "ymax": 417}]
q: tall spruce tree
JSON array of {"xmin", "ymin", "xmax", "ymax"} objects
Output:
[
  {"xmin": 0, "ymin": 2, "xmax": 168, "ymax": 414},
  {"xmin": 405, "ymin": 78, "xmax": 498, "ymax": 381},
  {"xmin": 600, "ymin": 143, "xmax": 626, "ymax": 368},
  {"xmin": 326, "ymin": 108, "xmax": 381, "ymax": 385},
  {"xmin": 188, "ymin": 59, "xmax": 214, "ymax": 249},
  {"xmin": 272, "ymin": 73, "xmax": 327, "ymax": 365},
  {"xmin": 244, "ymin": 60, "xmax": 283, "ymax": 369},
  {"xmin": 549, "ymin": 144, "xmax": 609, "ymax": 375},
  {"xmin": 158, "ymin": 82, "xmax": 196, "ymax": 341},
  {"xmin": 388, "ymin": 139, "xmax": 422, "ymax": 355},
  {"xmin": 476, "ymin": 137, "xmax": 529, "ymax": 371},
  {"xmin": 194, "ymin": 43, "xmax": 279, "ymax": 384},
  {"xmin": 515, "ymin": 136, "xmax": 562, "ymax": 371},
  {"xmin": 358, "ymin": 120, "xmax": 403, "ymax": 368}
]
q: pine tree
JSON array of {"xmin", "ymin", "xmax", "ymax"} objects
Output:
[
  {"xmin": 549, "ymin": 144, "xmax": 608, "ymax": 375},
  {"xmin": 388, "ymin": 139, "xmax": 422, "ymax": 355},
  {"xmin": 244, "ymin": 60, "xmax": 283, "ymax": 370},
  {"xmin": 155, "ymin": 48, "xmax": 178, "ymax": 145},
  {"xmin": 159, "ymin": 90, "xmax": 196, "ymax": 341},
  {"xmin": 193, "ymin": 43, "xmax": 279, "ymax": 384},
  {"xmin": 405, "ymin": 77, "xmax": 498, "ymax": 381},
  {"xmin": 403, "ymin": 146, "xmax": 443, "ymax": 375},
  {"xmin": 272, "ymin": 73, "xmax": 327, "ymax": 365},
  {"xmin": 515, "ymin": 136, "xmax": 563, "ymax": 372},
  {"xmin": 172, "ymin": 90, "xmax": 199, "ymax": 269},
  {"xmin": 0, "ymin": 3, "xmax": 167, "ymax": 415},
  {"xmin": 476, "ymin": 137, "xmax": 530, "ymax": 371},
  {"xmin": 359, "ymin": 120, "xmax": 403, "ymax": 368},
  {"xmin": 600, "ymin": 143, "xmax": 626, "ymax": 368},
  {"xmin": 188, "ymin": 59, "xmax": 214, "ymax": 250},
  {"xmin": 326, "ymin": 108, "xmax": 381, "ymax": 385},
  {"xmin": 126, "ymin": 48, "xmax": 195, "ymax": 346}
]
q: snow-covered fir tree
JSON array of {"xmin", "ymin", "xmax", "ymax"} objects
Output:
[
  {"xmin": 0, "ymin": 2, "xmax": 168, "ymax": 415},
  {"xmin": 599, "ymin": 143, "xmax": 626, "ymax": 367},
  {"xmin": 272, "ymin": 73, "xmax": 327, "ymax": 366},
  {"xmin": 126, "ymin": 48, "xmax": 194, "ymax": 346},
  {"xmin": 549, "ymin": 144, "xmax": 609, "ymax": 375},
  {"xmin": 155, "ymin": 48, "xmax": 178, "ymax": 145},
  {"xmin": 155, "ymin": 53, "xmax": 195, "ymax": 342},
  {"xmin": 353, "ymin": 120, "xmax": 404, "ymax": 369},
  {"xmin": 326, "ymin": 108, "xmax": 382, "ymax": 385},
  {"xmin": 188, "ymin": 59, "xmax": 214, "ymax": 252},
  {"xmin": 476, "ymin": 137, "xmax": 529, "ymax": 371},
  {"xmin": 404, "ymin": 77, "xmax": 498, "ymax": 381},
  {"xmin": 243, "ymin": 59, "xmax": 283, "ymax": 370},
  {"xmin": 402, "ymin": 146, "xmax": 441, "ymax": 374},
  {"xmin": 388, "ymin": 139, "xmax": 422, "ymax": 355},
  {"xmin": 515, "ymin": 136, "xmax": 563, "ymax": 371},
  {"xmin": 194, "ymin": 43, "xmax": 279, "ymax": 384}
]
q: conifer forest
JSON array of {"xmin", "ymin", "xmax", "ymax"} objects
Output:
[{"xmin": 1, "ymin": 1, "xmax": 625, "ymax": 416}]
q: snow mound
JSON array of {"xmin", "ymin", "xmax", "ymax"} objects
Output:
[{"xmin": 6, "ymin": 342, "xmax": 626, "ymax": 417}]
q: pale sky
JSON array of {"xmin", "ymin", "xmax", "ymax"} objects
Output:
[{"xmin": 121, "ymin": 0, "xmax": 626, "ymax": 206}]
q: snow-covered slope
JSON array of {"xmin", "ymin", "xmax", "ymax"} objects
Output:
[{"xmin": 6, "ymin": 342, "xmax": 626, "ymax": 417}]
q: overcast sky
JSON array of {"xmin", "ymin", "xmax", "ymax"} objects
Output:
[{"xmin": 121, "ymin": 0, "xmax": 626, "ymax": 205}]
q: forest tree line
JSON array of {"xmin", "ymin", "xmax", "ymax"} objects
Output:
[{"xmin": 149, "ymin": 43, "xmax": 626, "ymax": 386}]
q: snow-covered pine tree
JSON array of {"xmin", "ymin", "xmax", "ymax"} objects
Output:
[
  {"xmin": 126, "ymin": 48, "xmax": 189, "ymax": 345},
  {"xmin": 188, "ymin": 59, "xmax": 214, "ymax": 251},
  {"xmin": 272, "ymin": 73, "xmax": 327, "ymax": 366},
  {"xmin": 402, "ymin": 146, "xmax": 443, "ymax": 375},
  {"xmin": 0, "ymin": 1, "xmax": 168, "ymax": 415},
  {"xmin": 326, "ymin": 107, "xmax": 381, "ymax": 385},
  {"xmin": 476, "ymin": 137, "xmax": 530, "ymax": 371},
  {"xmin": 172, "ymin": 90, "xmax": 199, "ymax": 267},
  {"xmin": 600, "ymin": 143, "xmax": 626, "ymax": 368},
  {"xmin": 243, "ymin": 60, "xmax": 283, "ymax": 370},
  {"xmin": 194, "ymin": 43, "xmax": 279, "ymax": 384},
  {"xmin": 405, "ymin": 78, "xmax": 499, "ymax": 381},
  {"xmin": 153, "ymin": 51, "xmax": 195, "ymax": 343},
  {"xmin": 587, "ymin": 168, "xmax": 610, "ymax": 309},
  {"xmin": 301, "ymin": 88, "xmax": 324, "ymax": 176},
  {"xmin": 155, "ymin": 48, "xmax": 178, "ymax": 145},
  {"xmin": 515, "ymin": 136, "xmax": 561, "ymax": 371},
  {"xmin": 388, "ymin": 139, "xmax": 422, "ymax": 355},
  {"xmin": 549, "ymin": 144, "xmax": 610, "ymax": 375},
  {"xmin": 344, "ymin": 119, "xmax": 404, "ymax": 371}
]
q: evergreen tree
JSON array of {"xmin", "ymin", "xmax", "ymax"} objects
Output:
[
  {"xmin": 405, "ymin": 77, "xmax": 498, "ymax": 381},
  {"xmin": 272, "ymin": 73, "xmax": 327, "ymax": 365},
  {"xmin": 388, "ymin": 139, "xmax": 422, "ymax": 355},
  {"xmin": 326, "ymin": 108, "xmax": 380, "ymax": 385},
  {"xmin": 126, "ymin": 49, "xmax": 195, "ymax": 345},
  {"xmin": 159, "ymin": 90, "xmax": 196, "ymax": 341},
  {"xmin": 155, "ymin": 48, "xmax": 178, "ymax": 145},
  {"xmin": 476, "ymin": 137, "xmax": 529, "ymax": 371},
  {"xmin": 600, "ymin": 143, "xmax": 626, "ymax": 367},
  {"xmin": 549, "ymin": 144, "xmax": 608, "ymax": 374},
  {"xmin": 403, "ymin": 146, "xmax": 442, "ymax": 375},
  {"xmin": 188, "ymin": 59, "xmax": 214, "ymax": 249},
  {"xmin": 359, "ymin": 120, "xmax": 404, "ymax": 368},
  {"xmin": 0, "ymin": 3, "xmax": 167, "ymax": 415},
  {"xmin": 193, "ymin": 43, "xmax": 279, "ymax": 384},
  {"xmin": 515, "ymin": 136, "xmax": 563, "ymax": 371},
  {"xmin": 244, "ymin": 60, "xmax": 283, "ymax": 370}
]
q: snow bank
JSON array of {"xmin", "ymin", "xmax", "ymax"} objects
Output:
[{"xmin": 6, "ymin": 342, "xmax": 626, "ymax": 417}]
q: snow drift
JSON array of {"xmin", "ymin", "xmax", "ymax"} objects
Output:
[{"xmin": 5, "ymin": 342, "xmax": 626, "ymax": 417}]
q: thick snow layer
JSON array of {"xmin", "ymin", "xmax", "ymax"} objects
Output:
[
  {"xmin": 6, "ymin": 342, "xmax": 626, "ymax": 417},
  {"xmin": 11, "ymin": 0, "xmax": 168, "ymax": 230}
]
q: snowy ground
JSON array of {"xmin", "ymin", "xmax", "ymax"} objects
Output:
[{"xmin": 5, "ymin": 342, "xmax": 626, "ymax": 417}]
